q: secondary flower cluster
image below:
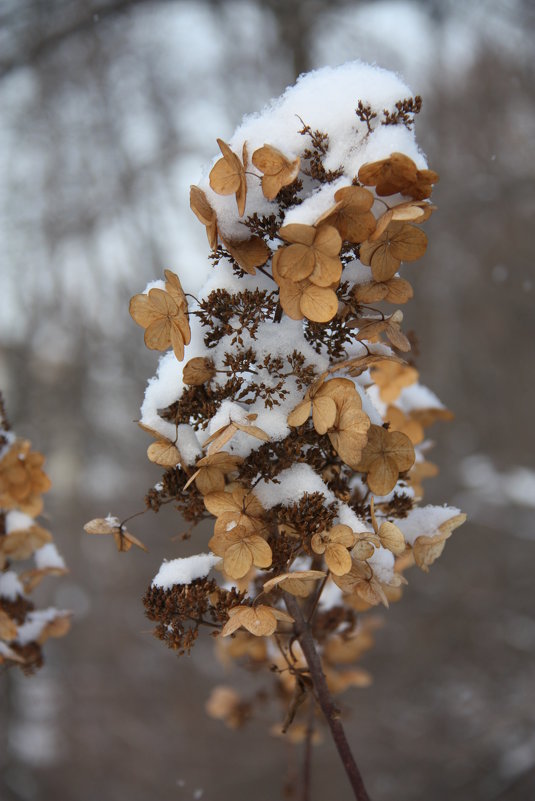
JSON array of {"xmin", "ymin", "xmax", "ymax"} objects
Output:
[
  {"xmin": 92, "ymin": 71, "xmax": 466, "ymax": 739},
  {"xmin": 0, "ymin": 398, "xmax": 69, "ymax": 671}
]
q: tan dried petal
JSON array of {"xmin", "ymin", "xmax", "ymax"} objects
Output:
[
  {"xmin": 315, "ymin": 186, "xmax": 376, "ymax": 244},
  {"xmin": 312, "ymin": 395, "xmax": 337, "ymax": 435},
  {"xmin": 385, "ymin": 406, "xmax": 424, "ymax": 445},
  {"xmin": 1, "ymin": 526, "xmax": 52, "ymax": 561},
  {"xmin": 0, "ymin": 610, "xmax": 18, "ymax": 641},
  {"xmin": 36, "ymin": 613, "xmax": 72, "ymax": 644},
  {"xmin": 147, "ymin": 440, "xmax": 181, "ymax": 467},
  {"xmin": 360, "ymin": 222, "xmax": 427, "ymax": 282},
  {"xmin": 190, "ymin": 185, "xmax": 218, "ymax": 249},
  {"xmin": 300, "ymin": 284, "xmax": 339, "ymax": 323},
  {"xmin": 352, "ymin": 540, "xmax": 375, "ymax": 560},
  {"xmin": 252, "ymin": 144, "xmax": 300, "ymax": 200},
  {"xmin": 358, "ymin": 152, "xmax": 439, "ymax": 199},
  {"xmin": 353, "ymin": 277, "xmax": 414, "ymax": 305},
  {"xmin": 222, "ymin": 236, "xmax": 270, "ymax": 275},
  {"xmin": 378, "ymin": 521, "xmax": 406, "ymax": 555},
  {"xmin": 112, "ymin": 528, "xmax": 147, "ymax": 553},
  {"xmin": 263, "ymin": 570, "xmax": 325, "ymax": 598},
  {"xmin": 182, "ymin": 357, "xmax": 215, "ymax": 386},
  {"xmin": 370, "ymin": 361, "xmax": 419, "ymax": 403},
  {"xmin": 221, "ymin": 605, "xmax": 292, "ymax": 637},
  {"xmin": 287, "ymin": 399, "xmax": 312, "ymax": 428},
  {"xmin": 209, "ymin": 139, "xmax": 247, "ymax": 216},
  {"xmin": 325, "ymin": 543, "xmax": 353, "ymax": 576},
  {"xmin": 83, "ymin": 518, "xmax": 115, "ymax": 535},
  {"xmin": 357, "ymin": 425, "xmax": 415, "ymax": 496}
]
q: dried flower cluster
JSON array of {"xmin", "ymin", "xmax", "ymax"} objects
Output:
[
  {"xmin": 87, "ymin": 64, "xmax": 466, "ymax": 795},
  {"xmin": 0, "ymin": 395, "xmax": 70, "ymax": 672}
]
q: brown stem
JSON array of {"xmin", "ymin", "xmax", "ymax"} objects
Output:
[
  {"xmin": 284, "ymin": 593, "xmax": 372, "ymax": 801},
  {"xmin": 302, "ymin": 696, "xmax": 314, "ymax": 801}
]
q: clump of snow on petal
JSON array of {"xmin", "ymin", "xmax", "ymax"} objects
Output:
[
  {"xmin": 34, "ymin": 544, "xmax": 66, "ymax": 571},
  {"xmin": 397, "ymin": 505, "xmax": 462, "ymax": 546},
  {"xmin": 152, "ymin": 553, "xmax": 221, "ymax": 590},
  {"xmin": 0, "ymin": 571, "xmax": 24, "ymax": 600}
]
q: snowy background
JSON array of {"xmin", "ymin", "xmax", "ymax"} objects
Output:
[{"xmin": 1, "ymin": 1, "xmax": 534, "ymax": 799}]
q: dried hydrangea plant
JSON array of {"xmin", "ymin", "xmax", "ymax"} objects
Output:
[
  {"xmin": 0, "ymin": 393, "xmax": 70, "ymax": 672},
  {"xmin": 87, "ymin": 63, "xmax": 466, "ymax": 800}
]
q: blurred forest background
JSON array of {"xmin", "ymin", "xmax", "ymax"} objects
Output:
[{"xmin": 1, "ymin": 1, "xmax": 534, "ymax": 799}]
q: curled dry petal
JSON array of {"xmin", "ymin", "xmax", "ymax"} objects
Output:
[
  {"xmin": 315, "ymin": 185, "xmax": 376, "ymax": 243},
  {"xmin": 0, "ymin": 440, "xmax": 51, "ymax": 516},
  {"xmin": 263, "ymin": 570, "xmax": 325, "ymax": 598},
  {"xmin": 209, "ymin": 139, "xmax": 248, "ymax": 216},
  {"xmin": 413, "ymin": 513, "xmax": 466, "ymax": 571},
  {"xmin": 182, "ymin": 357, "xmax": 215, "ymax": 386},
  {"xmin": 385, "ymin": 406, "xmax": 424, "ymax": 445},
  {"xmin": 357, "ymin": 424, "xmax": 415, "ymax": 496},
  {"xmin": 358, "ymin": 152, "xmax": 439, "ymax": 199},
  {"xmin": 353, "ymin": 277, "xmax": 413, "ymax": 305},
  {"xmin": 221, "ymin": 604, "xmax": 294, "ymax": 637},
  {"xmin": 360, "ymin": 222, "xmax": 427, "ymax": 282},
  {"xmin": 276, "ymin": 224, "xmax": 342, "ymax": 287},
  {"xmin": 370, "ymin": 360, "xmax": 419, "ymax": 403},
  {"xmin": 221, "ymin": 235, "xmax": 270, "ymax": 275},
  {"xmin": 0, "ymin": 526, "xmax": 52, "ymax": 563},
  {"xmin": 130, "ymin": 273, "xmax": 191, "ymax": 362},
  {"xmin": 252, "ymin": 144, "xmax": 300, "ymax": 200},
  {"xmin": 190, "ymin": 185, "xmax": 218, "ymax": 249},
  {"xmin": 147, "ymin": 439, "xmax": 182, "ymax": 467}
]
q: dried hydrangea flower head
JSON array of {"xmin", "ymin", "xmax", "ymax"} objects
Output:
[
  {"xmin": 0, "ymin": 394, "xmax": 70, "ymax": 672},
  {"xmin": 89, "ymin": 62, "xmax": 466, "ymax": 800}
]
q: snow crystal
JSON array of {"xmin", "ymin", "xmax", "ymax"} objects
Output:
[
  {"xmin": 397, "ymin": 505, "xmax": 462, "ymax": 546},
  {"xmin": 151, "ymin": 552, "xmax": 220, "ymax": 590},
  {"xmin": 0, "ymin": 571, "xmax": 24, "ymax": 600},
  {"xmin": 34, "ymin": 544, "xmax": 66, "ymax": 571}
]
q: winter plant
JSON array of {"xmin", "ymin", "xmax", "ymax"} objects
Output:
[
  {"xmin": 85, "ymin": 63, "xmax": 466, "ymax": 800},
  {"xmin": 0, "ymin": 394, "xmax": 70, "ymax": 671}
]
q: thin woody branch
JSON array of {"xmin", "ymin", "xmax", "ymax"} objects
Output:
[{"xmin": 284, "ymin": 593, "xmax": 372, "ymax": 801}]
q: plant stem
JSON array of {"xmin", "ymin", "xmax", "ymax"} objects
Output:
[
  {"xmin": 302, "ymin": 696, "xmax": 314, "ymax": 801},
  {"xmin": 284, "ymin": 593, "xmax": 372, "ymax": 801}
]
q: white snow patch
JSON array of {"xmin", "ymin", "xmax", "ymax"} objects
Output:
[{"xmin": 152, "ymin": 552, "xmax": 220, "ymax": 590}]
